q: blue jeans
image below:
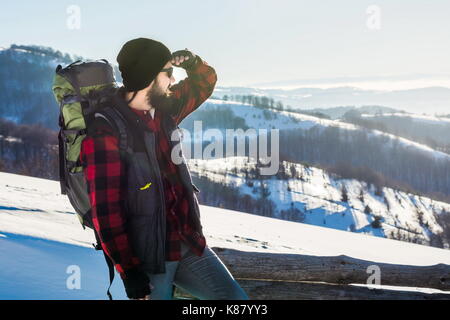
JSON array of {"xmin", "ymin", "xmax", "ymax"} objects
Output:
[{"xmin": 147, "ymin": 241, "xmax": 249, "ymax": 300}]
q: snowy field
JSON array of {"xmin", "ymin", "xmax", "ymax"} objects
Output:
[{"xmin": 1, "ymin": 172, "xmax": 450, "ymax": 299}]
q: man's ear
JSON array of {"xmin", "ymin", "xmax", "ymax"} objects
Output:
[{"xmin": 143, "ymin": 80, "xmax": 154, "ymax": 96}]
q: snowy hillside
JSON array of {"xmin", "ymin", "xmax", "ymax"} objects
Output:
[
  {"xmin": 188, "ymin": 157, "xmax": 449, "ymax": 248},
  {"xmin": 179, "ymin": 98, "xmax": 450, "ymax": 203},
  {"xmin": 187, "ymin": 99, "xmax": 450, "ymax": 161},
  {"xmin": 1, "ymin": 172, "xmax": 450, "ymax": 299},
  {"xmin": 353, "ymin": 112, "xmax": 450, "ymax": 154}
]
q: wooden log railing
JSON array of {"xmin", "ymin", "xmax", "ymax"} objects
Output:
[{"xmin": 174, "ymin": 247, "xmax": 450, "ymax": 300}]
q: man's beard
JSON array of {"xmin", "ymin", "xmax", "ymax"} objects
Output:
[{"xmin": 146, "ymin": 82, "xmax": 174, "ymax": 113}]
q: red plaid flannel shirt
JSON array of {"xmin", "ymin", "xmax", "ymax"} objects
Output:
[{"xmin": 80, "ymin": 56, "xmax": 217, "ymax": 277}]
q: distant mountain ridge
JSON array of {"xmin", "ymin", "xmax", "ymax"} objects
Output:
[
  {"xmin": 214, "ymin": 85, "xmax": 450, "ymax": 115},
  {"xmin": 299, "ymin": 105, "xmax": 401, "ymax": 120},
  {"xmin": 2, "ymin": 43, "xmax": 448, "ymax": 128}
]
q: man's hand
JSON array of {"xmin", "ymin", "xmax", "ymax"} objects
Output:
[
  {"xmin": 171, "ymin": 49, "xmax": 197, "ymax": 69},
  {"xmin": 122, "ymin": 267, "xmax": 152, "ymax": 300}
]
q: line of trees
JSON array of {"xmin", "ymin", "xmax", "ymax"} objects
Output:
[
  {"xmin": 221, "ymin": 94, "xmax": 285, "ymax": 111},
  {"xmin": 216, "ymin": 94, "xmax": 331, "ymax": 119},
  {"xmin": 191, "ymin": 175, "xmax": 277, "ymax": 218},
  {"xmin": 9, "ymin": 44, "xmax": 82, "ymax": 64},
  {"xmin": 343, "ymin": 112, "xmax": 450, "ymax": 155},
  {"xmin": 0, "ymin": 118, "xmax": 58, "ymax": 179}
]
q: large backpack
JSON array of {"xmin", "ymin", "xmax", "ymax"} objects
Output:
[
  {"xmin": 52, "ymin": 60, "xmax": 124, "ymax": 299},
  {"xmin": 52, "ymin": 60, "xmax": 118, "ymax": 228}
]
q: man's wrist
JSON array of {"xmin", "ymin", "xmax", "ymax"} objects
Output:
[{"xmin": 185, "ymin": 55, "xmax": 203, "ymax": 73}]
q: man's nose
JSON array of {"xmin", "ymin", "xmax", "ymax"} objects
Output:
[{"xmin": 170, "ymin": 75, "xmax": 175, "ymax": 83}]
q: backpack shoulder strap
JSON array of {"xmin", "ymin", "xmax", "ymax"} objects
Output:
[
  {"xmin": 100, "ymin": 107, "xmax": 129, "ymax": 152},
  {"xmin": 92, "ymin": 229, "xmax": 114, "ymax": 300},
  {"xmin": 89, "ymin": 106, "xmax": 132, "ymax": 155}
]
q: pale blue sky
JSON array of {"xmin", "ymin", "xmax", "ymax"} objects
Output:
[{"xmin": 1, "ymin": 0, "xmax": 450, "ymax": 88}]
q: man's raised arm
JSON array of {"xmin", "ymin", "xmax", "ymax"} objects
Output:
[{"xmin": 169, "ymin": 51, "xmax": 218, "ymax": 124}]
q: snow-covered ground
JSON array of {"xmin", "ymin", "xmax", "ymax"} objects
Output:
[{"xmin": 1, "ymin": 172, "xmax": 450, "ymax": 299}]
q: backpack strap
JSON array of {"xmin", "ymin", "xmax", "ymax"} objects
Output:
[
  {"xmin": 57, "ymin": 94, "xmax": 90, "ymax": 194},
  {"xmin": 103, "ymin": 251, "xmax": 115, "ymax": 301},
  {"xmin": 58, "ymin": 127, "xmax": 69, "ymax": 195},
  {"xmin": 58, "ymin": 96, "xmax": 80, "ymax": 194},
  {"xmin": 94, "ymin": 106, "xmax": 133, "ymax": 154},
  {"xmin": 93, "ymin": 230, "xmax": 114, "ymax": 301}
]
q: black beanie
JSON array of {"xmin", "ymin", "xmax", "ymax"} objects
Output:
[{"xmin": 117, "ymin": 38, "xmax": 172, "ymax": 92}]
